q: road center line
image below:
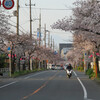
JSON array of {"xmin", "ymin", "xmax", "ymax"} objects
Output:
[
  {"xmin": 0, "ymin": 81, "xmax": 18, "ymax": 89},
  {"xmin": 22, "ymin": 71, "xmax": 59, "ymax": 100}
]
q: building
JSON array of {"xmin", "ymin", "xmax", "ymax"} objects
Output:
[
  {"xmin": 59, "ymin": 43, "xmax": 73, "ymax": 59},
  {"xmin": 59, "ymin": 43, "xmax": 73, "ymax": 54}
]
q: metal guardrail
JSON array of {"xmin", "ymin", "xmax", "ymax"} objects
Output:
[{"xmin": 0, "ymin": 68, "xmax": 9, "ymax": 73}]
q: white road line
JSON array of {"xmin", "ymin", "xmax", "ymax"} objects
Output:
[
  {"xmin": 77, "ymin": 77, "xmax": 87, "ymax": 99},
  {"xmin": 0, "ymin": 81, "xmax": 18, "ymax": 89},
  {"xmin": 73, "ymin": 71, "xmax": 93, "ymax": 100},
  {"xmin": 73, "ymin": 71, "xmax": 87, "ymax": 99},
  {"xmin": 0, "ymin": 71, "xmax": 47, "ymax": 89},
  {"xmin": 24, "ymin": 71, "xmax": 48, "ymax": 79},
  {"xmin": 73, "ymin": 71, "xmax": 77, "ymax": 77}
]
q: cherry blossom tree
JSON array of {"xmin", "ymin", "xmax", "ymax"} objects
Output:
[
  {"xmin": 52, "ymin": 0, "xmax": 100, "ymax": 68},
  {"xmin": 0, "ymin": 10, "xmax": 11, "ymax": 51},
  {"xmin": 52, "ymin": 0, "xmax": 100, "ymax": 35},
  {"xmin": 0, "ymin": 10, "xmax": 61, "ymax": 72},
  {"xmin": 51, "ymin": 0, "xmax": 100, "ymax": 51}
]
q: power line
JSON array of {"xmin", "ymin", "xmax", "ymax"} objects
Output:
[
  {"xmin": 9, "ymin": 19, "xmax": 29, "ymax": 34},
  {"xmin": 9, "ymin": 23, "xmax": 25, "ymax": 34},
  {"xmin": 19, "ymin": 7, "xmax": 72, "ymax": 10},
  {"xmin": 20, "ymin": 20, "xmax": 29, "ymax": 25}
]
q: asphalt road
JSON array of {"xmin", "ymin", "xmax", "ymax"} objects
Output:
[{"xmin": 0, "ymin": 70, "xmax": 100, "ymax": 100}]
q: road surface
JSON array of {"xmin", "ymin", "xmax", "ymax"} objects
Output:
[{"xmin": 0, "ymin": 70, "xmax": 100, "ymax": 100}]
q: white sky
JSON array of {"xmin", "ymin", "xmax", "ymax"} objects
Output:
[{"xmin": 1, "ymin": 0, "xmax": 77, "ymax": 49}]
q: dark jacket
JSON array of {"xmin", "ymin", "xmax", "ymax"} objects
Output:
[{"xmin": 67, "ymin": 65, "xmax": 73, "ymax": 70}]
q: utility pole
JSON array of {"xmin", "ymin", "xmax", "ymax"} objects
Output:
[
  {"xmin": 84, "ymin": 52, "xmax": 87, "ymax": 72},
  {"xmin": 48, "ymin": 31, "xmax": 50, "ymax": 48},
  {"xmin": 25, "ymin": 1, "xmax": 35, "ymax": 38},
  {"xmin": 9, "ymin": 0, "xmax": 19, "ymax": 76},
  {"xmin": 30, "ymin": 0, "xmax": 32, "ymax": 38},
  {"xmin": 44, "ymin": 24, "xmax": 46, "ymax": 48},
  {"xmin": 17, "ymin": 0, "xmax": 19, "ymax": 36},
  {"xmin": 39, "ymin": 9, "xmax": 41, "ymax": 47},
  {"xmin": 8, "ymin": 42, "xmax": 13, "ymax": 77},
  {"xmin": 9, "ymin": 50, "xmax": 12, "ymax": 77},
  {"xmin": 51, "ymin": 36, "xmax": 52, "ymax": 49},
  {"xmin": 93, "ymin": 52, "xmax": 97, "ymax": 78},
  {"xmin": 53, "ymin": 39, "xmax": 54, "ymax": 51}
]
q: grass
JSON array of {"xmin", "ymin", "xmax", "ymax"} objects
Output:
[{"xmin": 11, "ymin": 68, "xmax": 46, "ymax": 78}]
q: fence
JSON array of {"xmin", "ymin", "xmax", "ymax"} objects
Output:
[
  {"xmin": 0, "ymin": 68, "xmax": 9, "ymax": 73},
  {"xmin": 0, "ymin": 68, "xmax": 9, "ymax": 77}
]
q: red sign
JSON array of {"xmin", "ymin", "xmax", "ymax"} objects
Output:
[
  {"xmin": 96, "ymin": 53, "xmax": 100, "ymax": 56},
  {"xmin": 2, "ymin": 0, "xmax": 14, "ymax": 10},
  {"xmin": 0, "ymin": 1, "xmax": 1, "ymax": 7},
  {"xmin": 8, "ymin": 54, "xmax": 16, "ymax": 58},
  {"xmin": 89, "ymin": 55, "xmax": 93, "ymax": 58}
]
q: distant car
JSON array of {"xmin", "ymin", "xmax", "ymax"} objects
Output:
[
  {"xmin": 51, "ymin": 64, "xmax": 56, "ymax": 70},
  {"xmin": 47, "ymin": 63, "xmax": 52, "ymax": 69},
  {"xmin": 64, "ymin": 65, "xmax": 68, "ymax": 70},
  {"xmin": 55, "ymin": 65, "xmax": 64, "ymax": 70},
  {"xmin": 55, "ymin": 65, "xmax": 60, "ymax": 70},
  {"xmin": 60, "ymin": 63, "xmax": 64, "ymax": 69}
]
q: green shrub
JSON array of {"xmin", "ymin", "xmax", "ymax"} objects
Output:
[
  {"xmin": 86, "ymin": 69, "xmax": 96, "ymax": 79},
  {"xmin": 80, "ymin": 67, "xmax": 84, "ymax": 71},
  {"xmin": 86, "ymin": 69, "xmax": 93, "ymax": 75},
  {"xmin": 89, "ymin": 72, "xmax": 95, "ymax": 78},
  {"xmin": 77, "ymin": 66, "xmax": 84, "ymax": 71}
]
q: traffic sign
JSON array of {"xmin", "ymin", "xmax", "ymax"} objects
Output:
[
  {"xmin": 2, "ymin": 0, "xmax": 14, "ymax": 10},
  {"xmin": 54, "ymin": 51, "xmax": 57, "ymax": 55},
  {"xmin": 7, "ymin": 47, "xmax": 11, "ymax": 50}
]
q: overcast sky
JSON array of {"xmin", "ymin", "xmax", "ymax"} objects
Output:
[{"xmin": 1, "ymin": 0, "xmax": 77, "ymax": 49}]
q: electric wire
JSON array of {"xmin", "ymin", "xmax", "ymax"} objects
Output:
[
  {"xmin": 9, "ymin": 23, "xmax": 25, "ymax": 34},
  {"xmin": 9, "ymin": 19, "xmax": 29, "ymax": 34},
  {"xmin": 20, "ymin": 7, "xmax": 72, "ymax": 10}
]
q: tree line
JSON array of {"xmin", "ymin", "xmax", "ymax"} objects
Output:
[{"xmin": 52, "ymin": 0, "xmax": 100, "ymax": 78}]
